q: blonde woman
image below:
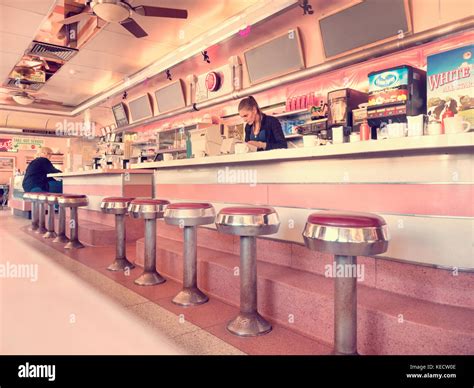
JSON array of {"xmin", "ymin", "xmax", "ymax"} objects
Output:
[{"xmin": 22, "ymin": 147, "xmax": 62, "ymax": 193}]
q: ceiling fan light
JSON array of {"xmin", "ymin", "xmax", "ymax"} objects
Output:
[
  {"xmin": 12, "ymin": 94, "xmax": 35, "ymax": 105},
  {"xmin": 92, "ymin": 2, "xmax": 130, "ymax": 23}
]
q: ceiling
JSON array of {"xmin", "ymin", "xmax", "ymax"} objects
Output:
[{"xmin": 0, "ymin": 0, "xmax": 263, "ymax": 109}]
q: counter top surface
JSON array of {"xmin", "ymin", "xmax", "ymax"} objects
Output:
[
  {"xmin": 48, "ymin": 169, "xmax": 153, "ymax": 178},
  {"xmin": 131, "ymin": 133, "xmax": 474, "ymax": 170}
]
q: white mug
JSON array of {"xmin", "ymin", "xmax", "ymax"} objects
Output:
[
  {"xmin": 235, "ymin": 143, "xmax": 250, "ymax": 154},
  {"xmin": 349, "ymin": 133, "xmax": 360, "ymax": 143},
  {"xmin": 303, "ymin": 135, "xmax": 318, "ymax": 147},
  {"xmin": 387, "ymin": 123, "xmax": 406, "ymax": 138},
  {"xmin": 407, "ymin": 115, "xmax": 425, "ymax": 137},
  {"xmin": 426, "ymin": 121, "xmax": 443, "ymax": 135},
  {"xmin": 332, "ymin": 126, "xmax": 344, "ymax": 144},
  {"xmin": 444, "ymin": 116, "xmax": 471, "ymax": 134}
]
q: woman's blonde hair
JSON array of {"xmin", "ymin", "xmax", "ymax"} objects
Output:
[{"xmin": 37, "ymin": 147, "xmax": 53, "ymax": 157}]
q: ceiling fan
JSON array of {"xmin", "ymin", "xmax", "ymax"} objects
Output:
[
  {"xmin": 58, "ymin": 0, "xmax": 188, "ymax": 38},
  {"xmin": 0, "ymin": 82, "xmax": 51, "ymax": 106}
]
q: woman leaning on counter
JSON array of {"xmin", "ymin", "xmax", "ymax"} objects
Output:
[{"xmin": 239, "ymin": 96, "xmax": 287, "ymax": 151}]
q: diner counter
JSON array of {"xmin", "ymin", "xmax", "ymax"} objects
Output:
[
  {"xmin": 133, "ymin": 132, "xmax": 472, "ymax": 270},
  {"xmin": 131, "ymin": 132, "xmax": 474, "ymax": 169},
  {"xmin": 48, "ymin": 169, "xmax": 153, "ymax": 178}
]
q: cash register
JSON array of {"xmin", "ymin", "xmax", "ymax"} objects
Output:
[{"xmin": 189, "ymin": 125, "xmax": 223, "ymax": 157}]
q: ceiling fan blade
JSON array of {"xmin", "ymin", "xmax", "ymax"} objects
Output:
[
  {"xmin": 120, "ymin": 18, "xmax": 147, "ymax": 38},
  {"xmin": 134, "ymin": 5, "xmax": 188, "ymax": 19},
  {"xmin": 57, "ymin": 11, "xmax": 93, "ymax": 25}
]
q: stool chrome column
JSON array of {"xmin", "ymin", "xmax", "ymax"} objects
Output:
[
  {"xmin": 303, "ymin": 211, "xmax": 389, "ymax": 355},
  {"xmin": 100, "ymin": 197, "xmax": 135, "ymax": 271},
  {"xmin": 129, "ymin": 198, "xmax": 170, "ymax": 286},
  {"xmin": 58, "ymin": 194, "xmax": 89, "ymax": 249},
  {"xmin": 43, "ymin": 194, "xmax": 62, "ymax": 239},
  {"xmin": 53, "ymin": 195, "xmax": 69, "ymax": 244},
  {"xmin": 164, "ymin": 202, "xmax": 215, "ymax": 306},
  {"xmin": 23, "ymin": 193, "xmax": 39, "ymax": 231},
  {"xmin": 216, "ymin": 206, "xmax": 280, "ymax": 336},
  {"xmin": 35, "ymin": 193, "xmax": 48, "ymax": 235}
]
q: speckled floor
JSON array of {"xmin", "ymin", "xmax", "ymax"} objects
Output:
[{"xmin": 0, "ymin": 210, "xmax": 244, "ymax": 355}]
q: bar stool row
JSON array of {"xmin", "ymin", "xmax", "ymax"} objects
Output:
[
  {"xmin": 100, "ymin": 197, "xmax": 389, "ymax": 355},
  {"xmin": 23, "ymin": 193, "xmax": 390, "ymax": 355},
  {"xmin": 23, "ymin": 192, "xmax": 88, "ymax": 249}
]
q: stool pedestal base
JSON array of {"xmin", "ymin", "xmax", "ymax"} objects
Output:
[
  {"xmin": 227, "ymin": 312, "xmax": 272, "ymax": 337},
  {"xmin": 134, "ymin": 271, "xmax": 165, "ymax": 286},
  {"xmin": 108, "ymin": 258, "xmax": 135, "ymax": 271},
  {"xmin": 172, "ymin": 287, "xmax": 209, "ymax": 306}
]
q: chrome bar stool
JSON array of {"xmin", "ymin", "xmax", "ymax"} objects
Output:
[
  {"xmin": 53, "ymin": 195, "xmax": 69, "ymax": 244},
  {"xmin": 23, "ymin": 192, "xmax": 39, "ymax": 231},
  {"xmin": 58, "ymin": 194, "xmax": 89, "ymax": 249},
  {"xmin": 303, "ymin": 211, "xmax": 389, "ymax": 355},
  {"xmin": 100, "ymin": 197, "xmax": 135, "ymax": 271},
  {"xmin": 164, "ymin": 202, "xmax": 215, "ymax": 306},
  {"xmin": 129, "ymin": 198, "xmax": 170, "ymax": 286},
  {"xmin": 35, "ymin": 193, "xmax": 48, "ymax": 235},
  {"xmin": 216, "ymin": 206, "xmax": 280, "ymax": 337},
  {"xmin": 43, "ymin": 194, "xmax": 62, "ymax": 239}
]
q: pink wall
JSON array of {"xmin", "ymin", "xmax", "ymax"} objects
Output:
[
  {"xmin": 90, "ymin": 0, "xmax": 473, "ymax": 130},
  {"xmin": 0, "ymin": 135, "xmax": 68, "ymax": 183}
]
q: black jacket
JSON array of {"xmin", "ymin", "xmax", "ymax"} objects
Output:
[
  {"xmin": 22, "ymin": 157, "xmax": 61, "ymax": 192},
  {"xmin": 244, "ymin": 114, "xmax": 287, "ymax": 151}
]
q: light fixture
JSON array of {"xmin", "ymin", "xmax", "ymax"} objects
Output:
[
  {"xmin": 166, "ymin": 69, "xmax": 172, "ymax": 81},
  {"xmin": 12, "ymin": 93, "xmax": 35, "ymax": 105},
  {"xmin": 299, "ymin": 0, "xmax": 314, "ymax": 15},
  {"xmin": 122, "ymin": 91, "xmax": 128, "ymax": 100},
  {"xmin": 202, "ymin": 51, "xmax": 210, "ymax": 63}
]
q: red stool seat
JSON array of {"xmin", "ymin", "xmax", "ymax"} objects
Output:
[
  {"xmin": 219, "ymin": 207, "xmax": 274, "ymax": 216},
  {"xmin": 307, "ymin": 211, "xmax": 386, "ymax": 228},
  {"xmin": 129, "ymin": 198, "xmax": 169, "ymax": 219},
  {"xmin": 131, "ymin": 198, "xmax": 170, "ymax": 205},
  {"xmin": 58, "ymin": 194, "xmax": 88, "ymax": 207},
  {"xmin": 61, "ymin": 194, "xmax": 87, "ymax": 199},
  {"xmin": 164, "ymin": 202, "xmax": 215, "ymax": 226},
  {"xmin": 216, "ymin": 206, "xmax": 280, "ymax": 236},
  {"xmin": 102, "ymin": 197, "xmax": 135, "ymax": 203},
  {"xmin": 101, "ymin": 197, "xmax": 135, "ymax": 215},
  {"xmin": 303, "ymin": 210, "xmax": 389, "ymax": 256},
  {"xmin": 166, "ymin": 202, "xmax": 212, "ymax": 210}
]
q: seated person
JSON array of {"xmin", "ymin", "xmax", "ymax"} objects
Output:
[{"xmin": 22, "ymin": 147, "xmax": 62, "ymax": 193}]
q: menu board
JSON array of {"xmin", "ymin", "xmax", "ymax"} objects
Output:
[
  {"xmin": 128, "ymin": 94, "xmax": 153, "ymax": 123},
  {"xmin": 112, "ymin": 103, "xmax": 129, "ymax": 127}
]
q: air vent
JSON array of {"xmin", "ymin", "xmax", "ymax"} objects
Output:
[
  {"xmin": 22, "ymin": 129, "xmax": 58, "ymax": 135},
  {"xmin": 26, "ymin": 41, "xmax": 78, "ymax": 62},
  {"xmin": 5, "ymin": 79, "xmax": 43, "ymax": 91}
]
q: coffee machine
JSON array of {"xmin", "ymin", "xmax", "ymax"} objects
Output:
[
  {"xmin": 327, "ymin": 88, "xmax": 368, "ymax": 139},
  {"xmin": 367, "ymin": 65, "xmax": 426, "ymax": 128}
]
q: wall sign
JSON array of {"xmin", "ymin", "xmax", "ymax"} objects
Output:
[
  {"xmin": 0, "ymin": 139, "xmax": 16, "ymax": 152},
  {"xmin": 12, "ymin": 137, "xmax": 44, "ymax": 151}
]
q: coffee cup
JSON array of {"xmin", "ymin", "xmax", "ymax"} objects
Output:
[
  {"xmin": 349, "ymin": 133, "xmax": 360, "ymax": 143},
  {"xmin": 303, "ymin": 135, "xmax": 318, "ymax": 147},
  {"xmin": 388, "ymin": 123, "xmax": 407, "ymax": 138},
  {"xmin": 235, "ymin": 143, "xmax": 250, "ymax": 154},
  {"xmin": 444, "ymin": 116, "xmax": 471, "ymax": 134},
  {"xmin": 426, "ymin": 121, "xmax": 443, "ymax": 135},
  {"xmin": 332, "ymin": 126, "xmax": 344, "ymax": 144},
  {"xmin": 407, "ymin": 115, "xmax": 425, "ymax": 137}
]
